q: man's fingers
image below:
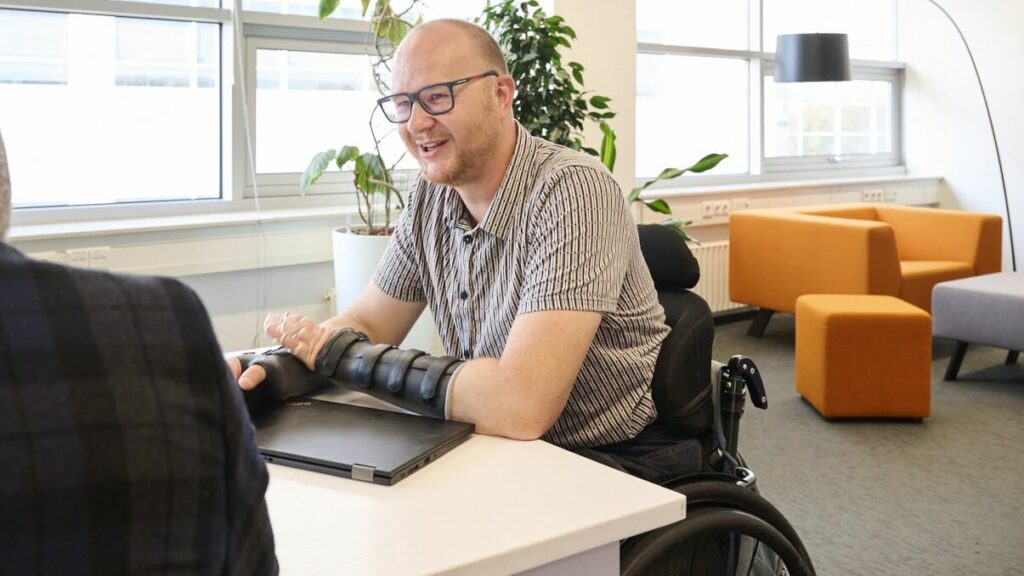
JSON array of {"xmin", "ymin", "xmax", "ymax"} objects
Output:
[
  {"xmin": 264, "ymin": 312, "xmax": 286, "ymax": 338},
  {"xmin": 237, "ymin": 364, "xmax": 267, "ymax": 391},
  {"xmin": 225, "ymin": 355, "xmax": 242, "ymax": 379}
]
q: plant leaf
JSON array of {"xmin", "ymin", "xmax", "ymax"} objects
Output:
[
  {"xmin": 662, "ymin": 219, "xmax": 698, "ymax": 244},
  {"xmin": 644, "ymin": 198, "xmax": 671, "ymax": 214},
  {"xmin": 300, "ymin": 149, "xmax": 337, "ymax": 192},
  {"xmin": 656, "ymin": 167, "xmax": 686, "ymax": 180},
  {"xmin": 686, "ymin": 152, "xmax": 729, "ymax": 173},
  {"xmin": 319, "ymin": 0, "xmax": 341, "ymax": 20},
  {"xmin": 335, "ymin": 145, "xmax": 360, "ymax": 170},
  {"xmin": 599, "ymin": 121, "xmax": 616, "ymax": 172}
]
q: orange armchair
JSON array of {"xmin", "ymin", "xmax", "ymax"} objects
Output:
[{"xmin": 729, "ymin": 203, "xmax": 1002, "ymax": 336}]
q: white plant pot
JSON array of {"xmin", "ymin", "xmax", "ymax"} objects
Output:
[{"xmin": 332, "ymin": 227, "xmax": 444, "ymax": 355}]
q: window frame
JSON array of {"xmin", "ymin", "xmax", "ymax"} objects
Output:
[
  {"xmin": 635, "ymin": 0, "xmax": 905, "ymax": 187},
  {"xmin": 244, "ymin": 35, "xmax": 375, "ymax": 198},
  {"xmin": 4, "ymin": 0, "xmax": 394, "ymax": 226},
  {"xmin": 760, "ymin": 60, "xmax": 904, "ymax": 174}
]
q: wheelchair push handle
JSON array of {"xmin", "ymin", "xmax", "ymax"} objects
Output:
[
  {"xmin": 718, "ymin": 355, "xmax": 768, "ymax": 461},
  {"xmin": 725, "ymin": 355, "xmax": 767, "ymax": 409}
]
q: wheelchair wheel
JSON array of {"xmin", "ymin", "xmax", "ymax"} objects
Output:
[
  {"xmin": 659, "ymin": 476, "xmax": 814, "ymax": 573},
  {"xmin": 620, "ymin": 506, "xmax": 813, "ymax": 576}
]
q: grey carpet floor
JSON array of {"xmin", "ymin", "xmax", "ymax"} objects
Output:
[{"xmin": 713, "ymin": 313, "xmax": 1024, "ymax": 576}]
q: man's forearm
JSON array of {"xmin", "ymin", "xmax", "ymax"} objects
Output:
[{"xmin": 447, "ymin": 358, "xmax": 567, "ymax": 440}]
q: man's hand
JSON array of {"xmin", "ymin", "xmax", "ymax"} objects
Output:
[
  {"xmin": 225, "ymin": 312, "xmax": 334, "ymax": 392},
  {"xmin": 263, "ymin": 312, "xmax": 335, "ymax": 370},
  {"xmin": 226, "ymin": 355, "xmax": 267, "ymax": 391}
]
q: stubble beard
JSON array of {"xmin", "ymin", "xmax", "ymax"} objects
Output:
[{"xmin": 420, "ymin": 100, "xmax": 499, "ymax": 189}]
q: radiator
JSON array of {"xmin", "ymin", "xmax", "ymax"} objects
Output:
[{"xmin": 689, "ymin": 241, "xmax": 745, "ymax": 313}]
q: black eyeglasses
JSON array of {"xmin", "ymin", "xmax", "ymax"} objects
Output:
[{"xmin": 377, "ymin": 71, "xmax": 499, "ymax": 123}]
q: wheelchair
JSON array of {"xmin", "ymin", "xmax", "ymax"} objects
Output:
[{"xmin": 625, "ymin": 224, "xmax": 815, "ymax": 576}]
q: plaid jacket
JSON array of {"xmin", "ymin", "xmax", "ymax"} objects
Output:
[{"xmin": 0, "ymin": 243, "xmax": 277, "ymax": 575}]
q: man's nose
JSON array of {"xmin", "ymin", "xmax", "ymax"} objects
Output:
[{"xmin": 405, "ymin": 99, "xmax": 436, "ymax": 132}]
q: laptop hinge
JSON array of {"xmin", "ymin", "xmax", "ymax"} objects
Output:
[{"xmin": 351, "ymin": 464, "xmax": 376, "ymax": 483}]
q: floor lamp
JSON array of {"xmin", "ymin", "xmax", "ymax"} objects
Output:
[
  {"xmin": 923, "ymin": 0, "xmax": 1015, "ymax": 270},
  {"xmin": 774, "ymin": 21, "xmax": 1016, "ymax": 272}
]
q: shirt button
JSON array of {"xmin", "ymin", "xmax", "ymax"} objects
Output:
[
  {"xmin": 459, "ymin": 290, "xmax": 469, "ymax": 300},
  {"xmin": 463, "ymin": 235, "xmax": 473, "ymax": 244}
]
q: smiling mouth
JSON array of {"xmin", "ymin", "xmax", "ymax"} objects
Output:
[{"xmin": 419, "ymin": 139, "xmax": 448, "ymax": 154}]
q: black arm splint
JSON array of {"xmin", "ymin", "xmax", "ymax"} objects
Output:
[{"xmin": 314, "ymin": 328, "xmax": 464, "ymax": 420}]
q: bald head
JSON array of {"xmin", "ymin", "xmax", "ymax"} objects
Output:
[
  {"xmin": 395, "ymin": 19, "xmax": 508, "ymax": 76},
  {"xmin": 0, "ymin": 131, "xmax": 10, "ymax": 241}
]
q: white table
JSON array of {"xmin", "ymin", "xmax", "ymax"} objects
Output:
[{"xmin": 264, "ymin": 391, "xmax": 686, "ymax": 575}]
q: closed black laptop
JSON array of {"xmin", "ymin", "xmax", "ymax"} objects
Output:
[{"xmin": 253, "ymin": 398, "xmax": 474, "ymax": 485}]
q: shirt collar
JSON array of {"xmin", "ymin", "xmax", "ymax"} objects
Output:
[{"xmin": 442, "ymin": 122, "xmax": 536, "ymax": 239}]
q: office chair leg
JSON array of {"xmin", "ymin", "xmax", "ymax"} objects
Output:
[
  {"xmin": 944, "ymin": 341, "xmax": 969, "ymax": 381},
  {"xmin": 1007, "ymin": 350, "xmax": 1020, "ymax": 365},
  {"xmin": 746, "ymin": 309, "xmax": 774, "ymax": 338}
]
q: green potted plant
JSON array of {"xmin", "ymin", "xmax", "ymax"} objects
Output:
[
  {"xmin": 302, "ymin": 0, "xmax": 443, "ymax": 352},
  {"xmin": 301, "ymin": 144, "xmax": 400, "ymax": 237},
  {"xmin": 301, "ymin": 0, "xmax": 420, "ymax": 236},
  {"xmin": 479, "ymin": 0, "xmax": 726, "ymax": 242}
]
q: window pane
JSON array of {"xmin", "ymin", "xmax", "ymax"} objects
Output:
[
  {"xmin": 0, "ymin": 9, "xmax": 68, "ymax": 84},
  {"xmin": 255, "ymin": 48, "xmax": 416, "ymax": 174},
  {"xmin": 0, "ymin": 10, "xmax": 220, "ymax": 208},
  {"xmin": 116, "ymin": 18, "xmax": 217, "ymax": 87},
  {"xmin": 243, "ymin": 0, "xmax": 363, "ymax": 18},
  {"xmin": 764, "ymin": 0, "xmax": 896, "ymax": 60},
  {"xmin": 637, "ymin": 0, "xmax": 748, "ymax": 50},
  {"xmin": 636, "ymin": 54, "xmax": 749, "ymax": 178},
  {"xmin": 242, "ymin": 0, "xmax": 490, "ymax": 20},
  {"xmin": 764, "ymin": 77, "xmax": 893, "ymax": 158},
  {"xmin": 113, "ymin": 0, "xmax": 219, "ymax": 6}
]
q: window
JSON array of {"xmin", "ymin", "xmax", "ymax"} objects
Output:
[
  {"xmin": 636, "ymin": 53, "xmax": 749, "ymax": 176},
  {"xmin": 636, "ymin": 0, "xmax": 901, "ymax": 182},
  {"xmin": 764, "ymin": 74, "xmax": 896, "ymax": 166},
  {"xmin": 0, "ymin": 7, "xmax": 220, "ymax": 208},
  {"xmin": 0, "ymin": 0, "xmax": 491, "ymax": 213},
  {"xmin": 251, "ymin": 43, "xmax": 415, "ymax": 180},
  {"xmin": 0, "ymin": 10, "xmax": 68, "ymax": 85}
]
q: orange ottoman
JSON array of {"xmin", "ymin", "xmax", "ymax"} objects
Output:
[{"xmin": 796, "ymin": 295, "xmax": 931, "ymax": 419}]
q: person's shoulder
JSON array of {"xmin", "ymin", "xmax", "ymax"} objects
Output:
[
  {"xmin": 531, "ymin": 136, "xmax": 616, "ymax": 187},
  {"xmin": 29, "ymin": 256, "xmax": 202, "ymax": 310}
]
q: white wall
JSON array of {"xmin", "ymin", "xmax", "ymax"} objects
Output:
[
  {"xmin": 899, "ymin": 0, "xmax": 1023, "ymax": 271},
  {"xmin": 554, "ymin": 1, "xmax": 637, "ymax": 195},
  {"xmin": 183, "ymin": 263, "xmax": 335, "ymax": 352}
]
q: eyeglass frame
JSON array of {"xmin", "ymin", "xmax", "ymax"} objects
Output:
[{"xmin": 376, "ymin": 70, "xmax": 499, "ymax": 124}]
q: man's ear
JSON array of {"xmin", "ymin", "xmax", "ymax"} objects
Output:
[{"xmin": 495, "ymin": 74, "xmax": 516, "ymax": 114}]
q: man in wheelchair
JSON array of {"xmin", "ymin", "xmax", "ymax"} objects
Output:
[
  {"xmin": 231, "ymin": 19, "xmax": 814, "ymax": 575},
  {"xmin": 233, "ymin": 19, "xmax": 710, "ymax": 485}
]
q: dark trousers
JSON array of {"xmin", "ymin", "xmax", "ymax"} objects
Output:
[{"xmin": 573, "ymin": 421, "xmax": 703, "ymax": 485}]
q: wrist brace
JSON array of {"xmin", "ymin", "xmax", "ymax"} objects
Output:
[
  {"xmin": 236, "ymin": 347, "xmax": 333, "ymax": 417},
  {"xmin": 315, "ymin": 328, "xmax": 463, "ymax": 420}
]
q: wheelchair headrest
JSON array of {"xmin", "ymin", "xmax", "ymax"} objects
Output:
[{"xmin": 637, "ymin": 224, "xmax": 700, "ymax": 291}]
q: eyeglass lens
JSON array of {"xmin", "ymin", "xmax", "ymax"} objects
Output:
[{"xmin": 381, "ymin": 84, "xmax": 454, "ymax": 122}]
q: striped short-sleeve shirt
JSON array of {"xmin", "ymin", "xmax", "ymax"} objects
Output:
[{"xmin": 373, "ymin": 123, "xmax": 669, "ymax": 448}]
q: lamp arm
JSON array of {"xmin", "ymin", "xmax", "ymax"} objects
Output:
[{"xmin": 926, "ymin": 0, "xmax": 1016, "ymax": 271}]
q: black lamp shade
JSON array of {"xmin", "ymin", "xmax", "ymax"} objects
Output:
[{"xmin": 774, "ymin": 33, "xmax": 851, "ymax": 82}]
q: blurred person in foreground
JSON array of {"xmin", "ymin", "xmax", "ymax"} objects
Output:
[{"xmin": 0, "ymin": 130, "xmax": 278, "ymax": 575}]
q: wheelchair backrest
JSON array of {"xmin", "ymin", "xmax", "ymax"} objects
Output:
[{"xmin": 638, "ymin": 224, "xmax": 716, "ymax": 437}]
